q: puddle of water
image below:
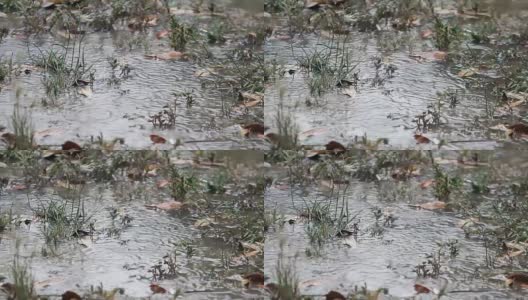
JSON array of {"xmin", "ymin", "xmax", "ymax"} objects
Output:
[
  {"xmin": 265, "ymin": 33, "xmax": 500, "ymax": 150},
  {"xmin": 0, "ymin": 2, "xmax": 266, "ymax": 150},
  {"xmin": 264, "ymin": 1, "xmax": 528, "ymax": 150},
  {"xmin": 264, "ymin": 150, "xmax": 528, "ymax": 299},
  {"xmin": 0, "ymin": 150, "xmax": 265, "ymax": 299}
]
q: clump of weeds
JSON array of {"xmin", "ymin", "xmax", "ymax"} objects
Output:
[
  {"xmin": 36, "ymin": 195, "xmax": 92, "ymax": 246},
  {"xmin": 270, "ymin": 246, "xmax": 301, "ymax": 299},
  {"xmin": 32, "ymin": 37, "xmax": 94, "ymax": 98},
  {"xmin": 9, "ymin": 103, "xmax": 34, "ymax": 150},
  {"xmin": 8, "ymin": 250, "xmax": 36, "ymax": 300},
  {"xmin": 148, "ymin": 99, "xmax": 177, "ymax": 129},
  {"xmin": 432, "ymin": 165, "xmax": 462, "ymax": 202},
  {"xmin": 0, "ymin": 57, "xmax": 13, "ymax": 83},
  {"xmin": 0, "ymin": 210, "xmax": 12, "ymax": 232},
  {"xmin": 297, "ymin": 36, "xmax": 357, "ymax": 97},
  {"xmin": 169, "ymin": 16, "xmax": 196, "ymax": 51},
  {"xmin": 433, "ymin": 17, "xmax": 462, "ymax": 51},
  {"xmin": 165, "ymin": 165, "xmax": 199, "ymax": 199}
]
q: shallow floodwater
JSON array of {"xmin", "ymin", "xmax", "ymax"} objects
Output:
[
  {"xmin": 265, "ymin": 32, "xmax": 503, "ymax": 150},
  {"xmin": 264, "ymin": 150, "xmax": 528, "ymax": 299},
  {"xmin": 0, "ymin": 150, "xmax": 264, "ymax": 299},
  {"xmin": 0, "ymin": 0, "xmax": 265, "ymax": 150}
]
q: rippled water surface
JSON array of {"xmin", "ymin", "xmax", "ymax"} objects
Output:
[
  {"xmin": 0, "ymin": 0, "xmax": 265, "ymax": 150},
  {"xmin": 264, "ymin": 150, "xmax": 528, "ymax": 299},
  {"xmin": 0, "ymin": 150, "xmax": 264, "ymax": 299}
]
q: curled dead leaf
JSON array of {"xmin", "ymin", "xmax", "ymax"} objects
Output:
[
  {"xmin": 150, "ymin": 283, "xmax": 167, "ymax": 294},
  {"xmin": 507, "ymin": 123, "xmax": 528, "ymax": 137},
  {"xmin": 150, "ymin": 134, "xmax": 167, "ymax": 144},
  {"xmin": 1, "ymin": 132, "xmax": 16, "ymax": 147},
  {"xmin": 414, "ymin": 134, "xmax": 430, "ymax": 144},
  {"xmin": 61, "ymin": 290, "xmax": 82, "ymax": 300},
  {"xmin": 506, "ymin": 272, "xmax": 528, "ymax": 289},
  {"xmin": 325, "ymin": 141, "xmax": 346, "ymax": 154},
  {"xmin": 62, "ymin": 141, "xmax": 82, "ymax": 153},
  {"xmin": 243, "ymin": 273, "xmax": 265, "ymax": 288},
  {"xmin": 414, "ymin": 284, "xmax": 431, "ymax": 294},
  {"xmin": 325, "ymin": 290, "xmax": 346, "ymax": 300},
  {"xmin": 240, "ymin": 124, "xmax": 266, "ymax": 137}
]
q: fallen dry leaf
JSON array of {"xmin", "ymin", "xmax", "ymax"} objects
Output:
[
  {"xmin": 145, "ymin": 201, "xmax": 183, "ymax": 211},
  {"xmin": 458, "ymin": 68, "xmax": 477, "ymax": 78},
  {"xmin": 325, "ymin": 290, "xmax": 346, "ymax": 300},
  {"xmin": 243, "ymin": 273, "xmax": 265, "ymax": 288},
  {"xmin": 1, "ymin": 132, "xmax": 16, "ymax": 147},
  {"xmin": 240, "ymin": 124, "xmax": 266, "ymax": 137},
  {"xmin": 61, "ymin": 290, "xmax": 82, "ymax": 300},
  {"xmin": 145, "ymin": 51, "xmax": 185, "ymax": 61},
  {"xmin": 414, "ymin": 134, "xmax": 430, "ymax": 144},
  {"xmin": 33, "ymin": 128, "xmax": 64, "ymax": 140},
  {"xmin": 300, "ymin": 279, "xmax": 321, "ymax": 288},
  {"xmin": 420, "ymin": 29, "xmax": 433, "ymax": 39},
  {"xmin": 417, "ymin": 201, "xmax": 446, "ymax": 210},
  {"xmin": 150, "ymin": 134, "xmax": 167, "ymax": 144},
  {"xmin": 300, "ymin": 128, "xmax": 328, "ymax": 139},
  {"xmin": 194, "ymin": 217, "xmax": 215, "ymax": 228},
  {"xmin": 156, "ymin": 179, "xmax": 170, "ymax": 188},
  {"xmin": 325, "ymin": 141, "xmax": 346, "ymax": 154},
  {"xmin": 506, "ymin": 272, "xmax": 528, "ymax": 289},
  {"xmin": 78, "ymin": 86, "xmax": 93, "ymax": 97},
  {"xmin": 419, "ymin": 179, "xmax": 435, "ymax": 189},
  {"xmin": 62, "ymin": 141, "xmax": 82, "ymax": 153},
  {"xmin": 155, "ymin": 30, "xmax": 169, "ymax": 39},
  {"xmin": 414, "ymin": 284, "xmax": 431, "ymax": 294},
  {"xmin": 508, "ymin": 123, "xmax": 528, "ymax": 137},
  {"xmin": 150, "ymin": 283, "xmax": 167, "ymax": 294},
  {"xmin": 341, "ymin": 86, "xmax": 357, "ymax": 98}
]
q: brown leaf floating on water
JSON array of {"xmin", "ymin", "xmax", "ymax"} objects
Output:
[
  {"xmin": 325, "ymin": 141, "xmax": 346, "ymax": 154},
  {"xmin": 150, "ymin": 283, "xmax": 167, "ymax": 294},
  {"xmin": 420, "ymin": 179, "xmax": 435, "ymax": 189},
  {"xmin": 1, "ymin": 132, "xmax": 16, "ymax": 147},
  {"xmin": 62, "ymin": 290, "xmax": 82, "ymax": 300},
  {"xmin": 62, "ymin": 141, "xmax": 82, "ymax": 153},
  {"xmin": 243, "ymin": 273, "xmax": 265, "ymax": 288},
  {"xmin": 150, "ymin": 134, "xmax": 167, "ymax": 144},
  {"xmin": 507, "ymin": 123, "xmax": 528, "ymax": 137},
  {"xmin": 414, "ymin": 134, "xmax": 431, "ymax": 144},
  {"xmin": 506, "ymin": 272, "xmax": 528, "ymax": 289},
  {"xmin": 326, "ymin": 290, "xmax": 346, "ymax": 300},
  {"xmin": 417, "ymin": 201, "xmax": 446, "ymax": 210},
  {"xmin": 145, "ymin": 201, "xmax": 184, "ymax": 211},
  {"xmin": 414, "ymin": 284, "xmax": 431, "ymax": 294},
  {"xmin": 240, "ymin": 124, "xmax": 266, "ymax": 137},
  {"xmin": 145, "ymin": 51, "xmax": 186, "ymax": 61}
]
